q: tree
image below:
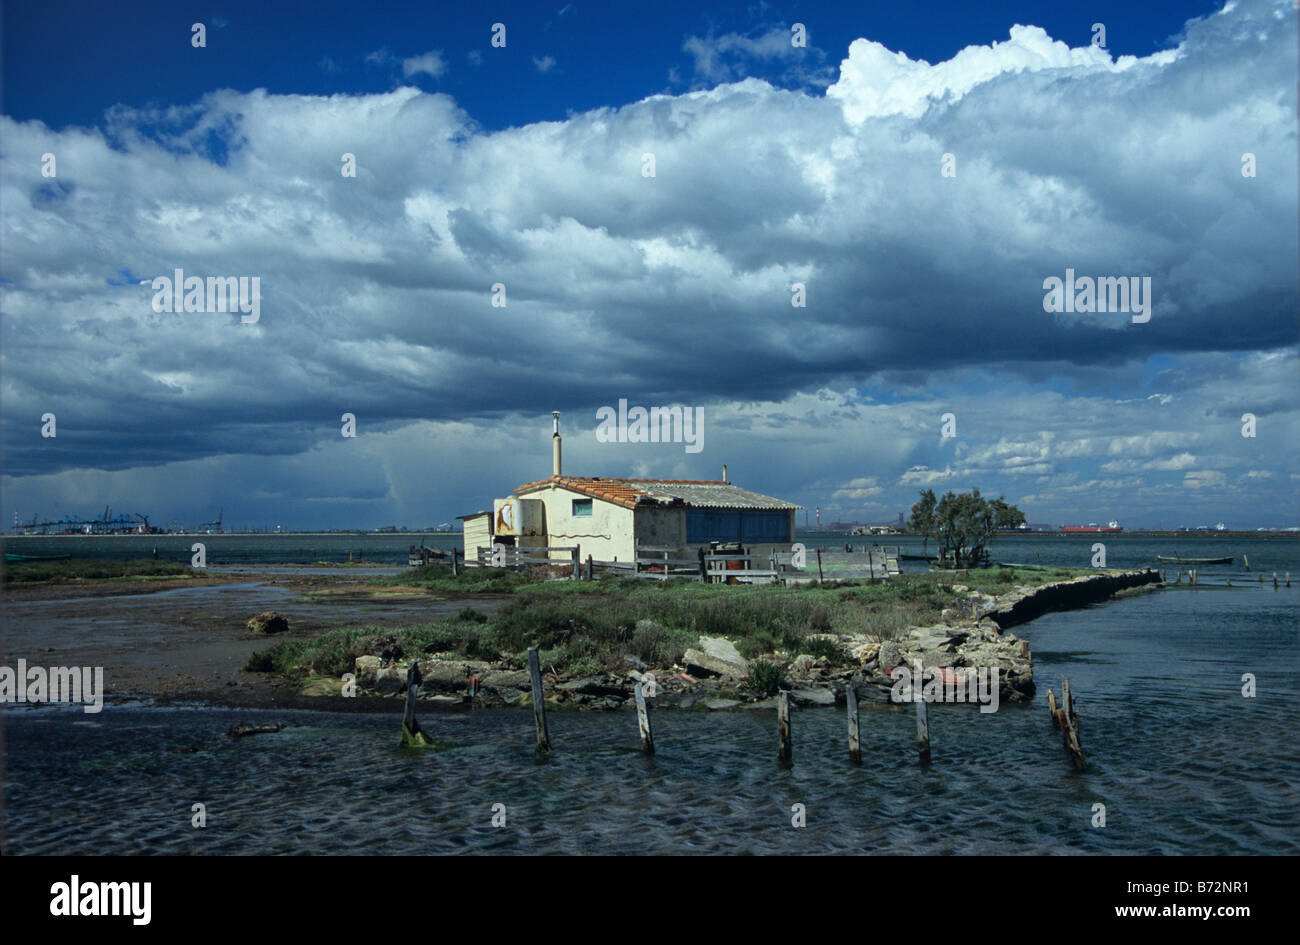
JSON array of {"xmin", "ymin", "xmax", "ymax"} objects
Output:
[{"xmin": 908, "ymin": 488, "xmax": 1025, "ymax": 568}]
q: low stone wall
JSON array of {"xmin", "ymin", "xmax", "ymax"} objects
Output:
[{"xmin": 986, "ymin": 568, "xmax": 1162, "ymax": 629}]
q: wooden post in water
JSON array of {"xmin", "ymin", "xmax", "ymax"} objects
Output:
[
  {"xmin": 399, "ymin": 661, "xmax": 428, "ymax": 747},
  {"xmin": 1191, "ymin": 569, "xmax": 1197, "ymax": 586},
  {"xmin": 1273, "ymin": 572, "xmax": 1279, "ymax": 589},
  {"xmin": 1243, "ymin": 554, "xmax": 1250, "ymax": 571},
  {"xmin": 915, "ymin": 698, "xmax": 931, "ymax": 765},
  {"xmin": 1047, "ymin": 688, "xmax": 1058, "ymax": 725},
  {"xmin": 527, "ymin": 646, "xmax": 551, "ymax": 754},
  {"xmin": 1287, "ymin": 572, "xmax": 1292, "ymax": 588},
  {"xmin": 777, "ymin": 690, "xmax": 792, "ymax": 764},
  {"xmin": 1059, "ymin": 677, "xmax": 1085, "ymax": 770},
  {"xmin": 846, "ymin": 685, "xmax": 860, "ymax": 763},
  {"xmin": 634, "ymin": 681, "xmax": 654, "ymax": 754}
]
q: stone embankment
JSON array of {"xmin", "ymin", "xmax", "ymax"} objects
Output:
[{"xmin": 349, "ymin": 569, "xmax": 1161, "ymax": 711}]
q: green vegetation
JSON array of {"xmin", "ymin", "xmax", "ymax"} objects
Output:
[
  {"xmin": 749, "ymin": 659, "xmax": 786, "ymax": 695},
  {"xmin": 2, "ymin": 558, "xmax": 193, "ymax": 584},
  {"xmin": 372, "ymin": 563, "xmax": 533, "ymax": 594},
  {"xmin": 245, "ymin": 568, "xmax": 1086, "ymax": 683},
  {"xmin": 909, "ymin": 488, "xmax": 1026, "ymax": 568}
]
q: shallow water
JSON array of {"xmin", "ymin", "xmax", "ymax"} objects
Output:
[{"xmin": 5, "ymin": 577, "xmax": 1297, "ymax": 855}]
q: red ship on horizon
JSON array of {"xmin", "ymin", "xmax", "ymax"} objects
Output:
[{"xmin": 1059, "ymin": 521, "xmax": 1123, "ymax": 533}]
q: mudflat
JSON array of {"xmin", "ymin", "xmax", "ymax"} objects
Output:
[{"xmin": 1, "ymin": 570, "xmax": 509, "ymax": 712}]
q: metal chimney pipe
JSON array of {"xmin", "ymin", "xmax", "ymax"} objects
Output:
[
  {"xmin": 722, "ymin": 464, "xmax": 728, "ymax": 483},
  {"xmin": 552, "ymin": 412, "xmax": 562, "ymax": 478}
]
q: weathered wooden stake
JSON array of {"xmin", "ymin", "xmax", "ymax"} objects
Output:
[
  {"xmin": 1191, "ymin": 569, "xmax": 1198, "ymax": 586},
  {"xmin": 777, "ymin": 690, "xmax": 792, "ymax": 764},
  {"xmin": 451, "ymin": 547, "xmax": 459, "ymax": 576},
  {"xmin": 399, "ymin": 660, "xmax": 429, "ymax": 747},
  {"xmin": 816, "ymin": 548, "xmax": 824, "ymax": 584},
  {"xmin": 586, "ymin": 554, "xmax": 593, "ymax": 581},
  {"xmin": 1047, "ymin": 688, "xmax": 1058, "ymax": 725},
  {"xmin": 1059, "ymin": 677, "xmax": 1085, "ymax": 770},
  {"xmin": 634, "ymin": 681, "xmax": 654, "ymax": 754},
  {"xmin": 1243, "ymin": 554, "xmax": 1250, "ymax": 571},
  {"xmin": 915, "ymin": 698, "xmax": 931, "ymax": 765},
  {"xmin": 1287, "ymin": 572, "xmax": 1292, "ymax": 588},
  {"xmin": 1273, "ymin": 572, "xmax": 1279, "ymax": 589},
  {"xmin": 527, "ymin": 646, "xmax": 551, "ymax": 754},
  {"xmin": 846, "ymin": 685, "xmax": 860, "ymax": 763}
]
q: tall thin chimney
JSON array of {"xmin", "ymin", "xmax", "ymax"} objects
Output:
[
  {"xmin": 722, "ymin": 464, "xmax": 728, "ymax": 483},
  {"xmin": 552, "ymin": 411, "xmax": 562, "ymax": 478}
]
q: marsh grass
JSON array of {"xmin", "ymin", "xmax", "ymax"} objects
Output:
[
  {"xmin": 248, "ymin": 568, "xmax": 1088, "ymax": 681},
  {"xmin": 2, "ymin": 558, "xmax": 193, "ymax": 584}
]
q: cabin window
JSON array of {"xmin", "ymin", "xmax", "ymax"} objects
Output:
[{"xmin": 572, "ymin": 499, "xmax": 593, "ymax": 518}]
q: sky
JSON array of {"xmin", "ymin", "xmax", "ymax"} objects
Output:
[{"xmin": 1, "ymin": 0, "xmax": 1297, "ymax": 532}]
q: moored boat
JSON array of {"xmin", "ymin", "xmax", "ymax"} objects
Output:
[{"xmin": 1156, "ymin": 554, "xmax": 1234, "ymax": 565}]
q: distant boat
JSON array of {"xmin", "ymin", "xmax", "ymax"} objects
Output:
[
  {"xmin": 1060, "ymin": 520, "xmax": 1123, "ymax": 533},
  {"xmin": 1156, "ymin": 554, "xmax": 1234, "ymax": 565},
  {"xmin": 5, "ymin": 552, "xmax": 73, "ymax": 562}
]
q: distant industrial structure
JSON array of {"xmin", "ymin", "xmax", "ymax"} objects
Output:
[{"xmin": 12, "ymin": 508, "xmax": 224, "ymax": 535}]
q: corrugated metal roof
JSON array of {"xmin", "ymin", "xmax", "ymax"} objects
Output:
[{"xmin": 513, "ymin": 476, "xmax": 799, "ymax": 510}]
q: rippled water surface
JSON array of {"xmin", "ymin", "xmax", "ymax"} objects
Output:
[{"xmin": 4, "ymin": 536, "xmax": 1298, "ymax": 854}]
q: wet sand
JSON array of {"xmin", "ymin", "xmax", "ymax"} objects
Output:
[{"xmin": 1, "ymin": 570, "xmax": 509, "ymax": 711}]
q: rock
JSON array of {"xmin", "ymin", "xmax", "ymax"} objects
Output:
[
  {"xmin": 789, "ymin": 688, "xmax": 836, "ymax": 706},
  {"xmin": 354, "ymin": 655, "xmax": 382, "ymax": 685},
  {"xmin": 247, "ymin": 611, "xmax": 289, "ymax": 634},
  {"xmin": 705, "ymin": 698, "xmax": 741, "ymax": 710},
  {"xmin": 226, "ymin": 721, "xmax": 285, "ymax": 738},
  {"xmin": 417, "ymin": 659, "xmax": 493, "ymax": 690},
  {"xmin": 557, "ymin": 676, "xmax": 627, "ymax": 697},
  {"xmin": 373, "ymin": 665, "xmax": 408, "ymax": 693},
  {"xmin": 684, "ymin": 636, "xmax": 749, "ymax": 679},
  {"xmin": 877, "ymin": 641, "xmax": 904, "ymax": 671},
  {"xmin": 480, "ymin": 669, "xmax": 530, "ymax": 689},
  {"xmin": 850, "ymin": 641, "xmax": 880, "ymax": 664}
]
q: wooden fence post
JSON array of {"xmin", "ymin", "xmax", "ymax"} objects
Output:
[
  {"xmin": 572, "ymin": 545, "xmax": 580, "ymax": 580},
  {"xmin": 451, "ymin": 547, "xmax": 459, "ymax": 576},
  {"xmin": 816, "ymin": 547, "xmax": 824, "ymax": 585},
  {"xmin": 635, "ymin": 682, "xmax": 654, "ymax": 754},
  {"xmin": 777, "ymin": 690, "xmax": 792, "ymax": 764},
  {"xmin": 846, "ymin": 684, "xmax": 860, "ymax": 763},
  {"xmin": 916, "ymin": 698, "xmax": 931, "ymax": 765},
  {"xmin": 399, "ymin": 661, "xmax": 429, "ymax": 747},
  {"xmin": 586, "ymin": 554, "xmax": 593, "ymax": 581},
  {"xmin": 527, "ymin": 646, "xmax": 551, "ymax": 754}
]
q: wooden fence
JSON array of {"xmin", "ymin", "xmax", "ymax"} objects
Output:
[
  {"xmin": 475, "ymin": 544, "xmax": 581, "ymax": 578},
  {"xmin": 463, "ymin": 542, "xmax": 904, "ymax": 585}
]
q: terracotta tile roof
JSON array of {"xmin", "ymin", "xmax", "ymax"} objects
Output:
[{"xmin": 513, "ymin": 476, "xmax": 799, "ymax": 510}]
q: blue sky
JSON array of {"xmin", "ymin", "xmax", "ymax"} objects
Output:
[
  {"xmin": 6, "ymin": 1, "xmax": 1221, "ymax": 132},
  {"xmin": 1, "ymin": 0, "xmax": 1296, "ymax": 531}
]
